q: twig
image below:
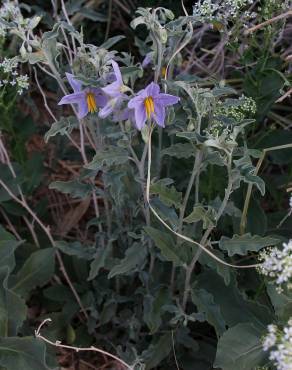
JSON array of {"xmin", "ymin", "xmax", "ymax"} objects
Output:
[
  {"xmin": 0, "ymin": 177, "xmax": 88, "ymax": 320},
  {"xmin": 240, "ymin": 143, "xmax": 292, "ymax": 234},
  {"xmin": 23, "ymin": 216, "xmax": 40, "ymax": 248},
  {"xmin": 33, "ymin": 67, "xmax": 57, "ymax": 122},
  {"xmin": 244, "ymin": 10, "xmax": 292, "ymax": 35},
  {"xmin": 0, "ymin": 207, "xmax": 22, "ymax": 240},
  {"xmin": 146, "ymin": 126, "xmax": 260, "ymax": 269},
  {"xmin": 113, "ymin": 0, "xmax": 131, "ymax": 15},
  {"xmin": 171, "ymin": 331, "xmax": 180, "ymax": 370},
  {"xmin": 105, "ymin": 0, "xmax": 113, "ymax": 42},
  {"xmin": 35, "ymin": 319, "xmax": 133, "ymax": 370},
  {"xmin": 276, "ymin": 88, "xmax": 292, "ymax": 103}
]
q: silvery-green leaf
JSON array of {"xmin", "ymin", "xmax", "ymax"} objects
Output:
[
  {"xmin": 108, "ymin": 243, "xmax": 147, "ymax": 278},
  {"xmin": 10, "ymin": 249, "xmax": 55, "ymax": 299},
  {"xmin": 219, "ymin": 233, "xmax": 280, "ymax": 256},
  {"xmin": 144, "ymin": 227, "xmax": 184, "ymax": 266},
  {"xmin": 162, "ymin": 143, "xmax": 195, "ymax": 158},
  {"xmin": 0, "ymin": 267, "xmax": 27, "ymax": 337},
  {"xmin": 150, "ymin": 179, "xmax": 182, "ymax": 209},
  {"xmin": 0, "ymin": 337, "xmax": 49, "ymax": 370},
  {"xmin": 214, "ymin": 323, "xmax": 266, "ymax": 370},
  {"xmin": 49, "ymin": 180, "xmax": 92, "ymax": 199}
]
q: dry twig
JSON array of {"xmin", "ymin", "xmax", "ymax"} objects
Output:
[{"xmin": 35, "ymin": 319, "xmax": 133, "ymax": 370}]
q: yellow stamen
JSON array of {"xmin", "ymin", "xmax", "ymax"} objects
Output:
[
  {"xmin": 86, "ymin": 92, "xmax": 97, "ymax": 113},
  {"xmin": 161, "ymin": 66, "xmax": 167, "ymax": 78},
  {"xmin": 144, "ymin": 96, "xmax": 154, "ymax": 119}
]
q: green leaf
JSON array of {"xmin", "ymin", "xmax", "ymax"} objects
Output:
[
  {"xmin": 150, "ymin": 198, "xmax": 179, "ymax": 229},
  {"xmin": 150, "ymin": 179, "xmax": 182, "ymax": 209},
  {"xmin": 0, "ymin": 267, "xmax": 27, "ymax": 337},
  {"xmin": 44, "ymin": 116, "xmax": 77, "ymax": 142},
  {"xmin": 0, "ymin": 336, "xmax": 49, "ymax": 370},
  {"xmin": 85, "ymin": 146, "xmax": 128, "ymax": 171},
  {"xmin": 142, "ymin": 333, "xmax": 172, "ymax": 370},
  {"xmin": 214, "ymin": 323, "xmax": 266, "ymax": 370},
  {"xmin": 162, "ymin": 143, "xmax": 195, "ymax": 158},
  {"xmin": 143, "ymin": 288, "xmax": 171, "ymax": 333},
  {"xmin": 78, "ymin": 8, "xmax": 107, "ymax": 22},
  {"xmin": 267, "ymin": 284, "xmax": 292, "ymax": 322},
  {"xmin": 41, "ymin": 31, "xmax": 60, "ymax": 68},
  {"xmin": 233, "ymin": 155, "xmax": 265, "ymax": 196},
  {"xmin": 100, "ymin": 35, "xmax": 125, "ymax": 49},
  {"xmin": 49, "ymin": 180, "xmax": 92, "ymax": 199},
  {"xmin": 191, "ymin": 289, "xmax": 226, "ymax": 337},
  {"xmin": 197, "ymin": 271, "xmax": 273, "ymax": 327},
  {"xmin": 108, "ymin": 243, "xmax": 147, "ymax": 278},
  {"xmin": 0, "ymin": 164, "xmax": 23, "ymax": 202},
  {"xmin": 0, "ymin": 226, "xmax": 23, "ymax": 271},
  {"xmin": 184, "ymin": 205, "xmax": 215, "ymax": 229},
  {"xmin": 99, "ymin": 299, "xmax": 117, "ymax": 326},
  {"xmin": 256, "ymin": 129, "xmax": 292, "ymax": 165},
  {"xmin": 198, "ymin": 250, "xmax": 231, "ymax": 285},
  {"xmin": 55, "ymin": 241, "xmax": 95, "ymax": 260},
  {"xmin": 144, "ymin": 227, "xmax": 184, "ymax": 266},
  {"xmin": 11, "ymin": 249, "xmax": 55, "ymax": 298},
  {"xmin": 219, "ymin": 233, "xmax": 280, "ymax": 256},
  {"xmin": 88, "ymin": 243, "xmax": 112, "ymax": 281},
  {"xmin": 103, "ymin": 170, "xmax": 126, "ymax": 207}
]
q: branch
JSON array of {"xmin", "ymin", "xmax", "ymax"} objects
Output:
[
  {"xmin": 244, "ymin": 10, "xmax": 292, "ymax": 35},
  {"xmin": 35, "ymin": 319, "xmax": 133, "ymax": 370}
]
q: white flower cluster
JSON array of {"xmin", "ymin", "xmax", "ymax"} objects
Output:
[
  {"xmin": 259, "ymin": 240, "xmax": 292, "ymax": 293},
  {"xmin": 215, "ymin": 95, "xmax": 257, "ymax": 122},
  {"xmin": 289, "ymin": 195, "xmax": 292, "ymax": 210},
  {"xmin": 0, "ymin": 58, "xmax": 29, "ymax": 95},
  {"xmin": 263, "ymin": 319, "xmax": 292, "ymax": 370},
  {"xmin": 193, "ymin": 0, "xmax": 255, "ymax": 23}
]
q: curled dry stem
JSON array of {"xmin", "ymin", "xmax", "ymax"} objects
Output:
[{"xmin": 35, "ymin": 319, "xmax": 133, "ymax": 370}]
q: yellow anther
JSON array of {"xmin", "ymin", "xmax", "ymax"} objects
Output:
[
  {"xmin": 144, "ymin": 96, "xmax": 154, "ymax": 119},
  {"xmin": 86, "ymin": 92, "xmax": 97, "ymax": 113}
]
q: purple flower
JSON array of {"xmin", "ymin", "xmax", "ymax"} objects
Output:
[
  {"xmin": 142, "ymin": 53, "xmax": 153, "ymax": 68},
  {"xmin": 99, "ymin": 60, "xmax": 128, "ymax": 119},
  {"xmin": 128, "ymin": 82, "xmax": 180, "ymax": 130},
  {"xmin": 58, "ymin": 73, "xmax": 107, "ymax": 119}
]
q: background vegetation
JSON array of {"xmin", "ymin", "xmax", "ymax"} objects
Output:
[{"xmin": 0, "ymin": 1, "xmax": 291, "ymax": 369}]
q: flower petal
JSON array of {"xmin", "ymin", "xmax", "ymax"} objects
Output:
[
  {"xmin": 58, "ymin": 91, "xmax": 85, "ymax": 105},
  {"xmin": 154, "ymin": 102, "xmax": 166, "ymax": 127},
  {"xmin": 128, "ymin": 95, "xmax": 144, "ymax": 109},
  {"xmin": 102, "ymin": 81, "xmax": 121, "ymax": 97},
  {"xmin": 91, "ymin": 88, "xmax": 108, "ymax": 107},
  {"xmin": 99, "ymin": 101, "xmax": 114, "ymax": 119},
  {"xmin": 146, "ymin": 82, "xmax": 160, "ymax": 97},
  {"xmin": 66, "ymin": 73, "xmax": 82, "ymax": 93},
  {"xmin": 77, "ymin": 100, "xmax": 89, "ymax": 119},
  {"xmin": 142, "ymin": 53, "xmax": 152, "ymax": 68},
  {"xmin": 134, "ymin": 102, "xmax": 147, "ymax": 130},
  {"xmin": 111, "ymin": 60, "xmax": 123, "ymax": 85},
  {"xmin": 156, "ymin": 93, "xmax": 180, "ymax": 106}
]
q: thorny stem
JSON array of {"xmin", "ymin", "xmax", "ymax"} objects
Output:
[{"xmin": 35, "ymin": 319, "xmax": 133, "ymax": 370}]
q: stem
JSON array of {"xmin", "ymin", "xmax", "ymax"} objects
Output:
[
  {"xmin": 35, "ymin": 319, "xmax": 133, "ymax": 370},
  {"xmin": 240, "ymin": 143, "xmax": 292, "ymax": 234},
  {"xmin": 182, "ymin": 153, "xmax": 233, "ymax": 310}
]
